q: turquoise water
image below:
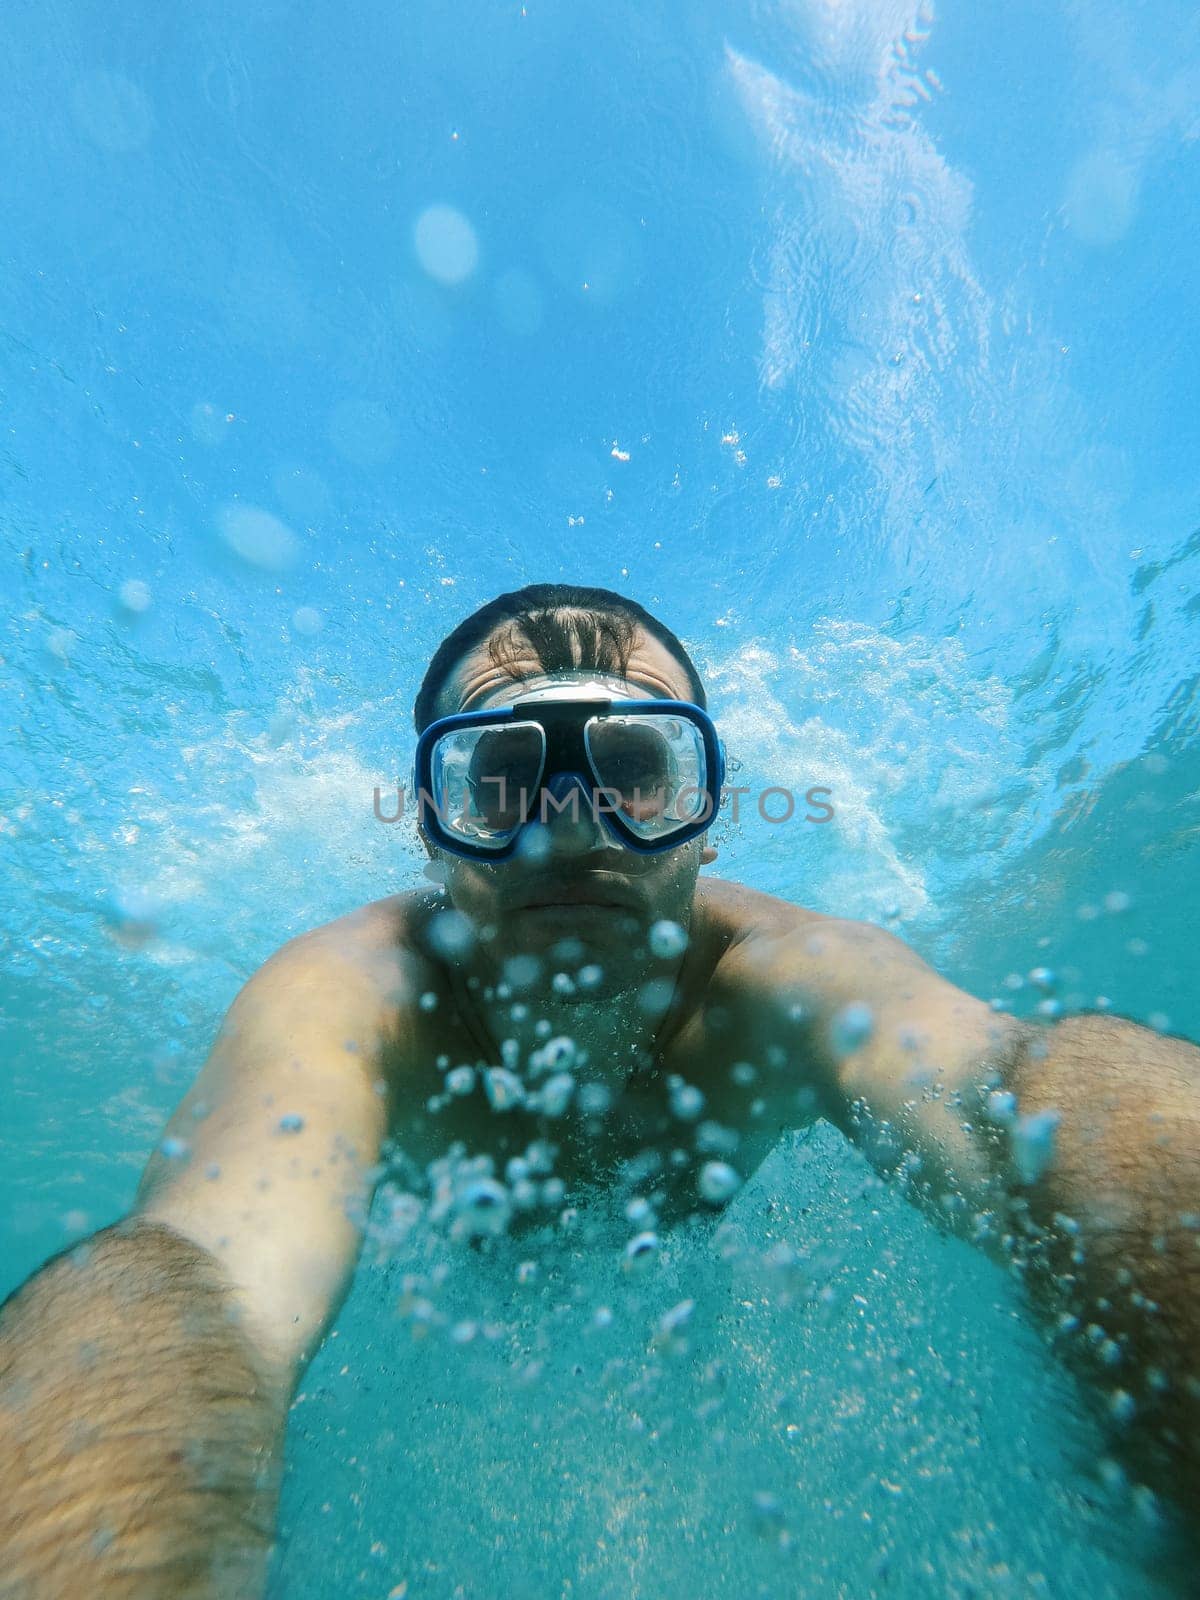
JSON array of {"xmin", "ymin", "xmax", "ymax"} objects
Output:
[{"xmin": 2, "ymin": 0, "xmax": 1199, "ymax": 1593}]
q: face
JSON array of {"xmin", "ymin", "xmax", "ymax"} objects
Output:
[{"xmin": 423, "ymin": 630, "xmax": 718, "ymax": 994}]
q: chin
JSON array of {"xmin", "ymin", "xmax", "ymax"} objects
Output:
[
  {"xmin": 505, "ymin": 908, "xmax": 645, "ymax": 951},
  {"xmin": 500, "ymin": 916, "xmax": 652, "ymax": 989}
]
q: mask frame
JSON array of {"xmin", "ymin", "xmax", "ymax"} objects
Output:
[{"xmin": 414, "ymin": 694, "xmax": 725, "ymax": 862}]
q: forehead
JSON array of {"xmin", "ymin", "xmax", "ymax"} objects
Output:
[{"xmin": 442, "ymin": 628, "xmax": 695, "ymax": 715}]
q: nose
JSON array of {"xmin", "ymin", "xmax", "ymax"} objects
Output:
[{"xmin": 513, "ymin": 772, "xmax": 605, "ymax": 865}]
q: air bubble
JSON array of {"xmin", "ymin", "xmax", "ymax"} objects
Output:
[
  {"xmin": 697, "ymin": 1121, "xmax": 740, "ymax": 1155},
  {"xmin": 1012, "ymin": 1108, "xmax": 1061, "ymax": 1184},
  {"xmin": 44, "ymin": 627, "xmax": 76, "ymax": 665},
  {"xmin": 538, "ymin": 1072, "xmax": 576, "ymax": 1117},
  {"xmin": 484, "ymin": 1067, "xmax": 525, "ymax": 1111},
  {"xmin": 985, "ymin": 1089, "xmax": 1017, "ymax": 1125},
  {"xmin": 446, "ymin": 1066, "xmax": 475, "ymax": 1096},
  {"xmin": 427, "ymin": 909, "xmax": 476, "ymax": 960},
  {"xmin": 291, "ymin": 606, "xmax": 323, "ymax": 636},
  {"xmin": 699, "ymin": 1161, "xmax": 741, "ymax": 1204},
  {"xmin": 752, "ymin": 1490, "xmax": 783, "ymax": 1520},
  {"xmin": 578, "ymin": 1082, "xmax": 612, "ymax": 1115},
  {"xmin": 540, "ymin": 1036, "xmax": 577, "ymax": 1071},
  {"xmin": 455, "ymin": 1177, "xmax": 511, "ymax": 1238},
  {"xmin": 649, "ymin": 919, "xmax": 688, "ymax": 960},
  {"xmin": 670, "ymin": 1082, "xmax": 705, "ymax": 1121},
  {"xmin": 117, "ymin": 579, "xmax": 152, "ymax": 615},
  {"xmin": 659, "ymin": 1299, "xmax": 695, "ymax": 1335},
  {"xmin": 525, "ymin": 1141, "xmax": 555, "ymax": 1174},
  {"xmin": 503, "ymin": 954, "xmax": 542, "ymax": 990},
  {"xmin": 623, "ymin": 1231, "xmax": 660, "ymax": 1271},
  {"xmin": 414, "ymin": 203, "xmax": 480, "ymax": 285},
  {"xmin": 1109, "ymin": 1389, "xmax": 1136, "ymax": 1425},
  {"xmin": 831, "ymin": 1002, "xmax": 874, "ymax": 1055},
  {"xmin": 216, "ymin": 504, "xmax": 298, "ymax": 571},
  {"xmin": 101, "ymin": 887, "xmax": 161, "ymax": 950}
]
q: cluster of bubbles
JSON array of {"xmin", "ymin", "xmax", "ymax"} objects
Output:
[{"xmin": 357, "ymin": 911, "xmax": 786, "ymax": 1303}]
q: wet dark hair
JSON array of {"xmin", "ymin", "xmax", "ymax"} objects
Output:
[{"xmin": 413, "ymin": 584, "xmax": 707, "ymax": 733}]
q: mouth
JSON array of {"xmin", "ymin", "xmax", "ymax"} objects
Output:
[{"xmin": 512, "ymin": 876, "xmax": 640, "ymax": 912}]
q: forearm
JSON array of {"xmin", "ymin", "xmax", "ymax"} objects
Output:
[
  {"xmin": 0, "ymin": 1218, "xmax": 287, "ymax": 1599},
  {"xmin": 1006, "ymin": 1014, "xmax": 1200, "ymax": 1478}
]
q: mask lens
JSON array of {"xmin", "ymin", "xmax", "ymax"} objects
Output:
[
  {"xmin": 430, "ymin": 721, "xmax": 545, "ymax": 847},
  {"xmin": 585, "ymin": 714, "xmax": 708, "ymax": 841}
]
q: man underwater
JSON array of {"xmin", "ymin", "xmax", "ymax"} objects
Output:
[{"xmin": 2, "ymin": 582, "xmax": 1198, "ymax": 1596}]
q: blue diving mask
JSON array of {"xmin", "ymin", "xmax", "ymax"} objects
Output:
[{"xmin": 414, "ymin": 674, "xmax": 725, "ymax": 863}]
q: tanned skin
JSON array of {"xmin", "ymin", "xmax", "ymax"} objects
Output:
[{"xmin": 1, "ymin": 629, "xmax": 1197, "ymax": 1597}]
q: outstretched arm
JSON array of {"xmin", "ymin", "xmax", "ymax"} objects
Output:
[
  {"xmin": 731, "ymin": 915, "xmax": 1200, "ymax": 1496},
  {"xmin": 0, "ymin": 908, "xmax": 403, "ymax": 1598}
]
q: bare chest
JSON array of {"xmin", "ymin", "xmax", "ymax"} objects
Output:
[{"xmin": 382, "ymin": 999, "xmax": 801, "ymax": 1231}]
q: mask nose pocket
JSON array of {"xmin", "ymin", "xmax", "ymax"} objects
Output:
[
  {"xmin": 513, "ymin": 770, "xmax": 598, "ymax": 863},
  {"xmin": 543, "ymin": 770, "xmax": 591, "ymax": 816}
]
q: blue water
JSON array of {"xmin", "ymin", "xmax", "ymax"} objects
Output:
[{"xmin": 2, "ymin": 0, "xmax": 1199, "ymax": 1593}]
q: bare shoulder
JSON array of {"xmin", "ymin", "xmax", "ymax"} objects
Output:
[
  {"xmin": 249, "ymin": 888, "xmax": 440, "ymax": 996},
  {"xmin": 694, "ymin": 874, "xmax": 829, "ymax": 949},
  {"xmin": 270, "ymin": 889, "xmax": 427, "ymax": 959},
  {"xmin": 697, "ymin": 879, "xmax": 939, "ymax": 1017},
  {"xmin": 695, "ymin": 875, "xmax": 875, "ymax": 987}
]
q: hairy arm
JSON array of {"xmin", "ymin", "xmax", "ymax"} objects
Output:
[
  {"xmin": 1006, "ymin": 1013, "xmax": 1200, "ymax": 1487},
  {"xmin": 0, "ymin": 905, "xmax": 405, "ymax": 1598},
  {"xmin": 0, "ymin": 1220, "xmax": 284, "ymax": 1600}
]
